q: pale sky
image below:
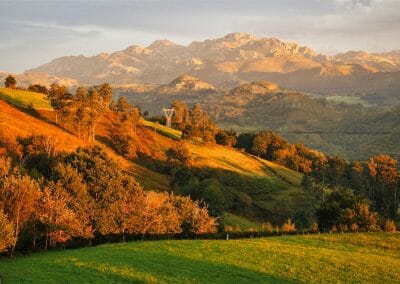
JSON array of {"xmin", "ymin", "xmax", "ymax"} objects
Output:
[{"xmin": 0, "ymin": 0, "xmax": 399, "ymax": 72}]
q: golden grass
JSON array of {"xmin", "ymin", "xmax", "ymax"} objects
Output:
[{"xmin": 0, "ymin": 100, "xmax": 83, "ymax": 152}]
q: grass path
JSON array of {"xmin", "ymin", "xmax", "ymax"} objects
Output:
[{"xmin": 1, "ymin": 233, "xmax": 399, "ymax": 283}]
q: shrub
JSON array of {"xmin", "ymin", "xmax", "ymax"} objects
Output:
[
  {"xmin": 166, "ymin": 143, "xmax": 191, "ymax": 167},
  {"xmin": 350, "ymin": 223, "xmax": 359, "ymax": 232},
  {"xmin": 281, "ymin": 218, "xmax": 296, "ymax": 233},
  {"xmin": 309, "ymin": 221, "xmax": 319, "ymax": 233},
  {"xmin": 261, "ymin": 222, "xmax": 274, "ymax": 233},
  {"xmin": 384, "ymin": 219, "xmax": 397, "ymax": 232}
]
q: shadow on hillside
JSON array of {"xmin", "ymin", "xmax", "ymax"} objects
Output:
[
  {"xmin": 19, "ymin": 246, "xmax": 295, "ymax": 283},
  {"xmin": 131, "ymin": 150, "xmax": 305, "ymax": 224}
]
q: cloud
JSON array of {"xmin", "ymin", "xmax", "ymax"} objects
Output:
[{"xmin": 0, "ymin": 0, "xmax": 398, "ymax": 71}]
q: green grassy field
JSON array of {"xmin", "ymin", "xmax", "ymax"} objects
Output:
[
  {"xmin": 0, "ymin": 87, "xmax": 52, "ymax": 110},
  {"xmin": 1, "ymin": 233, "xmax": 399, "ymax": 283}
]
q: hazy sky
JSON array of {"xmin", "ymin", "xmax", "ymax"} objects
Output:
[{"xmin": 1, "ymin": 0, "xmax": 399, "ymax": 72}]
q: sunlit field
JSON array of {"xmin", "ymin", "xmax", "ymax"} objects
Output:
[
  {"xmin": 0, "ymin": 87, "xmax": 52, "ymax": 110},
  {"xmin": 1, "ymin": 233, "xmax": 399, "ymax": 283}
]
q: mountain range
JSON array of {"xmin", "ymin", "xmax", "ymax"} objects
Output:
[{"xmin": 28, "ymin": 32, "xmax": 400, "ymax": 94}]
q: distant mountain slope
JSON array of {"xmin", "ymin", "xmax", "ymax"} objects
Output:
[
  {"xmin": 29, "ymin": 32, "xmax": 400, "ymax": 94},
  {"xmin": 0, "ymin": 71, "xmax": 77, "ymax": 88},
  {"xmin": 154, "ymin": 74, "xmax": 216, "ymax": 94}
]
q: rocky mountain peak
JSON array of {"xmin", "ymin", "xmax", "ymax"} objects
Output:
[{"xmin": 147, "ymin": 39, "xmax": 181, "ymax": 51}]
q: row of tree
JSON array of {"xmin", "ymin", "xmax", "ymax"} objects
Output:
[
  {"xmin": 0, "ymin": 137, "xmax": 217, "ymax": 255},
  {"xmin": 226, "ymin": 130, "xmax": 399, "ymax": 223},
  {"xmin": 3, "ymin": 75, "xmax": 50, "ymax": 93}
]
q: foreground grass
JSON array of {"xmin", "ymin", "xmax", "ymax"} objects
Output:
[
  {"xmin": 1, "ymin": 233, "xmax": 399, "ymax": 283},
  {"xmin": 0, "ymin": 87, "xmax": 52, "ymax": 110}
]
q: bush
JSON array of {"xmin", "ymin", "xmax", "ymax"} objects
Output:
[
  {"xmin": 350, "ymin": 223, "xmax": 359, "ymax": 232},
  {"xmin": 166, "ymin": 143, "xmax": 191, "ymax": 167},
  {"xmin": 261, "ymin": 222, "xmax": 274, "ymax": 233},
  {"xmin": 281, "ymin": 218, "xmax": 296, "ymax": 233},
  {"xmin": 384, "ymin": 219, "xmax": 397, "ymax": 232},
  {"xmin": 0, "ymin": 209, "xmax": 16, "ymax": 253},
  {"xmin": 309, "ymin": 221, "xmax": 319, "ymax": 233}
]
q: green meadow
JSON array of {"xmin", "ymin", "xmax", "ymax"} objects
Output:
[
  {"xmin": 1, "ymin": 233, "xmax": 399, "ymax": 283},
  {"xmin": 0, "ymin": 87, "xmax": 52, "ymax": 110}
]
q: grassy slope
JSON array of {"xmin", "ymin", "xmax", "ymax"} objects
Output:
[
  {"xmin": 146, "ymin": 121, "xmax": 304, "ymax": 223},
  {"xmin": 0, "ymin": 99, "xmax": 83, "ymax": 152},
  {"xmin": 222, "ymin": 212, "xmax": 261, "ymax": 229},
  {"xmin": 0, "ymin": 87, "xmax": 52, "ymax": 110},
  {"xmin": 1, "ymin": 233, "xmax": 399, "ymax": 283}
]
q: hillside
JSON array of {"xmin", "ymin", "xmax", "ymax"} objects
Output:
[
  {"xmin": 142, "ymin": 120, "xmax": 305, "ymax": 224},
  {"xmin": 1, "ymin": 233, "xmax": 399, "ymax": 283},
  {"xmin": 0, "ymin": 94, "xmax": 171, "ymax": 192},
  {"xmin": 29, "ymin": 33, "xmax": 400, "ymax": 95},
  {"xmin": 0, "ymin": 90, "xmax": 306, "ymax": 226}
]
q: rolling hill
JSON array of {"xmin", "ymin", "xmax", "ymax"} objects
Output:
[{"xmin": 0, "ymin": 71, "xmax": 77, "ymax": 88}]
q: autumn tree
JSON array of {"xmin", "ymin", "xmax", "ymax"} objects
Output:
[
  {"xmin": 327, "ymin": 156, "xmax": 347, "ymax": 187},
  {"xmin": 38, "ymin": 183, "xmax": 83, "ymax": 249},
  {"xmin": 72, "ymin": 86, "xmax": 90, "ymax": 140},
  {"xmin": 181, "ymin": 104, "xmax": 217, "ymax": 143},
  {"xmin": 97, "ymin": 175, "xmax": 142, "ymax": 242},
  {"xmin": 86, "ymin": 87, "xmax": 106, "ymax": 143},
  {"xmin": 0, "ymin": 174, "xmax": 41, "ymax": 254},
  {"xmin": 215, "ymin": 129, "xmax": 237, "ymax": 147},
  {"xmin": 131, "ymin": 191, "xmax": 182, "ymax": 239},
  {"xmin": 171, "ymin": 100, "xmax": 190, "ymax": 130},
  {"xmin": 4, "ymin": 75, "xmax": 16, "ymax": 88},
  {"xmin": 166, "ymin": 142, "xmax": 191, "ymax": 167},
  {"xmin": 316, "ymin": 188, "xmax": 379, "ymax": 231},
  {"xmin": 174, "ymin": 195, "xmax": 218, "ymax": 235},
  {"xmin": 47, "ymin": 84, "xmax": 71, "ymax": 124},
  {"xmin": 115, "ymin": 96, "xmax": 140, "ymax": 135},
  {"xmin": 251, "ymin": 131, "xmax": 288, "ymax": 160},
  {"xmin": 367, "ymin": 155, "xmax": 399, "ymax": 218},
  {"xmin": 281, "ymin": 218, "xmax": 296, "ymax": 233},
  {"xmin": 53, "ymin": 164, "xmax": 95, "ymax": 241},
  {"xmin": 28, "ymin": 84, "xmax": 48, "ymax": 95},
  {"xmin": 96, "ymin": 83, "xmax": 113, "ymax": 108},
  {"xmin": 0, "ymin": 208, "xmax": 16, "ymax": 253}
]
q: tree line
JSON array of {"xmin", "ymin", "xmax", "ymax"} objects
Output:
[
  {"xmin": 0, "ymin": 138, "xmax": 217, "ymax": 255},
  {"xmin": 221, "ymin": 130, "xmax": 399, "ymax": 231}
]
